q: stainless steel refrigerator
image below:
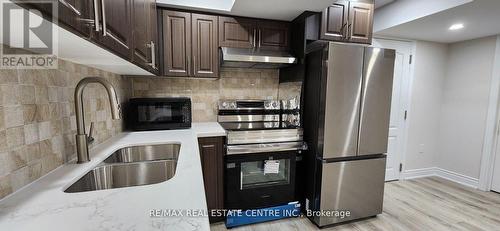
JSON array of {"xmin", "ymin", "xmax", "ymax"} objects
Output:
[{"xmin": 302, "ymin": 42, "xmax": 395, "ymax": 227}]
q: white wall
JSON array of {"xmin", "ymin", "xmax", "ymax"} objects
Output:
[
  {"xmin": 402, "ymin": 36, "xmax": 500, "ymax": 187},
  {"xmin": 404, "ymin": 41, "xmax": 448, "ymax": 171},
  {"xmin": 437, "ymin": 36, "xmax": 498, "ymax": 179}
]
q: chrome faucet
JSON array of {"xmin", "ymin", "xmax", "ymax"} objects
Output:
[{"xmin": 74, "ymin": 77, "xmax": 121, "ymax": 163}]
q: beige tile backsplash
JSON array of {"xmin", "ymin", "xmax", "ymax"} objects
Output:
[
  {"xmin": 0, "ymin": 64, "xmax": 283, "ymax": 199},
  {"xmin": 130, "ymin": 68, "xmax": 280, "ymax": 122},
  {"xmin": 0, "ymin": 59, "xmax": 130, "ymax": 199}
]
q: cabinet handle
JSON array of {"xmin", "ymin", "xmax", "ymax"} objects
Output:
[
  {"xmin": 258, "ymin": 29, "xmax": 261, "ymax": 48},
  {"xmin": 193, "ymin": 55, "xmax": 196, "ymax": 73},
  {"xmin": 340, "ymin": 23, "xmax": 347, "ymax": 39},
  {"xmin": 78, "ymin": 0, "xmax": 100, "ymax": 32},
  {"xmin": 93, "ymin": 0, "xmax": 100, "ymax": 32},
  {"xmin": 187, "ymin": 56, "xmax": 191, "ymax": 75},
  {"xmin": 101, "ymin": 0, "xmax": 107, "ymax": 36},
  {"xmin": 146, "ymin": 41, "xmax": 157, "ymax": 70},
  {"xmin": 347, "ymin": 23, "xmax": 352, "ymax": 40},
  {"xmin": 59, "ymin": 0, "xmax": 81, "ymax": 15},
  {"xmin": 253, "ymin": 28, "xmax": 257, "ymax": 48}
]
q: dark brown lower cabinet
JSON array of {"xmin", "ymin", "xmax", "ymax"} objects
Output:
[{"xmin": 198, "ymin": 136, "xmax": 225, "ymax": 223}]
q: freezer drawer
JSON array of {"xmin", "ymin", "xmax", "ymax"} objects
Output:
[{"xmin": 313, "ymin": 156, "xmax": 386, "ymax": 227}]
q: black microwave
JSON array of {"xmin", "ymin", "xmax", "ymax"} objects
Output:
[{"xmin": 125, "ymin": 98, "xmax": 191, "ymax": 131}]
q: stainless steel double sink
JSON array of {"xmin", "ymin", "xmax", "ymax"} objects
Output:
[{"xmin": 65, "ymin": 144, "xmax": 180, "ymax": 193}]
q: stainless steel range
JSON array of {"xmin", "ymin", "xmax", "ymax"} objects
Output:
[{"xmin": 218, "ymin": 99, "xmax": 305, "ymax": 210}]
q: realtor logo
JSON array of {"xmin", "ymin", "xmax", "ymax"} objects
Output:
[{"xmin": 1, "ymin": 0, "xmax": 58, "ymax": 69}]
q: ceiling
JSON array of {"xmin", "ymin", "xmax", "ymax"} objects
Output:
[
  {"xmin": 156, "ymin": 0, "xmax": 235, "ymax": 12},
  {"xmin": 375, "ymin": 0, "xmax": 395, "ymax": 9},
  {"xmin": 157, "ymin": 0, "xmax": 334, "ymax": 21},
  {"xmin": 376, "ymin": 0, "xmax": 500, "ymax": 43},
  {"xmin": 228, "ymin": 0, "xmax": 335, "ymax": 21}
]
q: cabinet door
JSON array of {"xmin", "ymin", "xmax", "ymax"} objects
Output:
[
  {"xmin": 98, "ymin": 0, "xmax": 133, "ymax": 59},
  {"xmin": 198, "ymin": 137, "xmax": 225, "ymax": 223},
  {"xmin": 347, "ymin": 1, "xmax": 374, "ymax": 44},
  {"xmin": 192, "ymin": 14, "xmax": 218, "ymax": 78},
  {"xmin": 162, "ymin": 10, "xmax": 191, "ymax": 76},
  {"xmin": 24, "ymin": 0, "xmax": 95, "ymax": 38},
  {"xmin": 257, "ymin": 20, "xmax": 290, "ymax": 50},
  {"xmin": 218, "ymin": 16, "xmax": 256, "ymax": 48},
  {"xmin": 320, "ymin": 1, "xmax": 349, "ymax": 41},
  {"xmin": 132, "ymin": 0, "xmax": 158, "ymax": 73},
  {"xmin": 58, "ymin": 0, "xmax": 95, "ymax": 38}
]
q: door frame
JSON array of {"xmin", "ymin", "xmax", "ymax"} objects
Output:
[
  {"xmin": 372, "ymin": 36, "xmax": 415, "ymax": 181},
  {"xmin": 479, "ymin": 35, "xmax": 500, "ymax": 191}
]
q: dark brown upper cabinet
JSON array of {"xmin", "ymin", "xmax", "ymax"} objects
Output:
[
  {"xmin": 319, "ymin": 0, "xmax": 374, "ymax": 44},
  {"xmin": 132, "ymin": 0, "xmax": 159, "ymax": 73},
  {"xmin": 198, "ymin": 137, "xmax": 225, "ymax": 223},
  {"xmin": 161, "ymin": 10, "xmax": 219, "ymax": 78},
  {"xmin": 162, "ymin": 10, "xmax": 192, "ymax": 76},
  {"xmin": 258, "ymin": 20, "xmax": 290, "ymax": 50},
  {"xmin": 347, "ymin": 1, "xmax": 374, "ymax": 44},
  {"xmin": 320, "ymin": 1, "xmax": 349, "ymax": 41},
  {"xmin": 97, "ymin": 0, "xmax": 133, "ymax": 59},
  {"xmin": 22, "ymin": 0, "xmax": 96, "ymax": 38},
  {"xmin": 19, "ymin": 0, "xmax": 160, "ymax": 74},
  {"xmin": 192, "ymin": 14, "xmax": 219, "ymax": 78},
  {"xmin": 57, "ymin": 0, "xmax": 96, "ymax": 38},
  {"xmin": 219, "ymin": 16, "xmax": 290, "ymax": 50},
  {"xmin": 218, "ymin": 16, "xmax": 256, "ymax": 48}
]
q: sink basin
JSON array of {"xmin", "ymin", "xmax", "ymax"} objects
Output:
[
  {"xmin": 103, "ymin": 144, "xmax": 180, "ymax": 164},
  {"xmin": 64, "ymin": 143, "xmax": 181, "ymax": 193},
  {"xmin": 65, "ymin": 160, "xmax": 177, "ymax": 193}
]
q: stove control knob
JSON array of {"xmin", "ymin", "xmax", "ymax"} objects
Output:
[
  {"xmin": 264, "ymin": 101, "xmax": 271, "ymax": 109},
  {"xmin": 221, "ymin": 102, "xmax": 228, "ymax": 109},
  {"xmin": 272, "ymin": 101, "xmax": 279, "ymax": 109}
]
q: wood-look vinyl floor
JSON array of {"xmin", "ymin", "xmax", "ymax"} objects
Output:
[{"xmin": 210, "ymin": 177, "xmax": 500, "ymax": 231}]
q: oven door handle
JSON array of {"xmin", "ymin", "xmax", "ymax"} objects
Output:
[{"xmin": 226, "ymin": 142, "xmax": 306, "ymax": 155}]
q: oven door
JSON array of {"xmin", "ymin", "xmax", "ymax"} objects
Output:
[
  {"xmin": 225, "ymin": 150, "xmax": 297, "ymax": 210},
  {"xmin": 126, "ymin": 98, "xmax": 191, "ymax": 130}
]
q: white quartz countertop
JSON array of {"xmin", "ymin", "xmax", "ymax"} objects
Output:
[{"xmin": 0, "ymin": 122, "xmax": 226, "ymax": 231}]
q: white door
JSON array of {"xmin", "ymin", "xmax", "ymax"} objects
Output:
[
  {"xmin": 372, "ymin": 39, "xmax": 412, "ymax": 181},
  {"xmin": 491, "ymin": 125, "xmax": 500, "ymax": 192}
]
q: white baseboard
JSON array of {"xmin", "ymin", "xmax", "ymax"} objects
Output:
[
  {"xmin": 402, "ymin": 167, "xmax": 479, "ymax": 189},
  {"xmin": 402, "ymin": 167, "xmax": 437, "ymax": 179},
  {"xmin": 435, "ymin": 168, "xmax": 480, "ymax": 189}
]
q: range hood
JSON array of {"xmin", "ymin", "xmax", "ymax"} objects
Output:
[{"xmin": 220, "ymin": 47, "xmax": 297, "ymax": 69}]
